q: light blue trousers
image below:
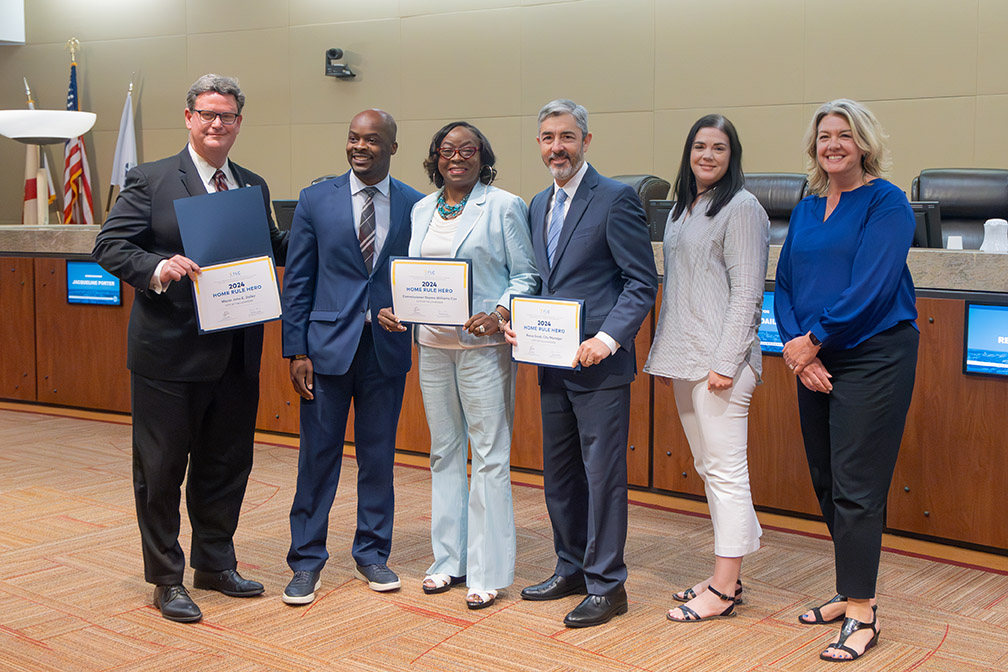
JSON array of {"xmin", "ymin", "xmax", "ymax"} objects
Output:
[{"xmin": 418, "ymin": 343, "xmax": 516, "ymax": 592}]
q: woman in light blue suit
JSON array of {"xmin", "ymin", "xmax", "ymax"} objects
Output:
[{"xmin": 378, "ymin": 121, "xmax": 538, "ymax": 609}]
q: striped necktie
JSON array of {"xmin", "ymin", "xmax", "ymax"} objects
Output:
[
  {"xmin": 212, "ymin": 168, "xmax": 229, "ymax": 192},
  {"xmin": 359, "ymin": 186, "xmax": 377, "ymax": 273},
  {"xmin": 546, "ymin": 188, "xmax": 567, "ymax": 265}
]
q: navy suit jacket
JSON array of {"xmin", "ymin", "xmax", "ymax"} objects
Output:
[
  {"xmin": 93, "ymin": 147, "xmax": 288, "ymax": 381},
  {"xmin": 282, "ymin": 171, "xmax": 424, "ymax": 376},
  {"xmin": 529, "ymin": 164, "xmax": 657, "ymax": 391}
]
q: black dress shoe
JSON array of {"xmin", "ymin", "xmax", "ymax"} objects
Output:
[
  {"xmin": 153, "ymin": 584, "xmax": 202, "ymax": 623},
  {"xmin": 563, "ymin": 586, "xmax": 628, "ymax": 628},
  {"xmin": 193, "ymin": 569, "xmax": 264, "ymax": 597},
  {"xmin": 520, "ymin": 573, "xmax": 587, "ymax": 601}
]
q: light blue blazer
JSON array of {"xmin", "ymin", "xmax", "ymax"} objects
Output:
[{"xmin": 409, "ymin": 182, "xmax": 539, "ymax": 347}]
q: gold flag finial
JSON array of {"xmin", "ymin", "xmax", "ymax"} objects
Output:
[
  {"xmin": 65, "ymin": 37, "xmax": 80, "ymax": 62},
  {"xmin": 23, "ymin": 77, "xmax": 34, "ymax": 105}
]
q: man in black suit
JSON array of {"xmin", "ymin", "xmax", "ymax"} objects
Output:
[
  {"xmin": 93, "ymin": 74, "xmax": 287, "ymax": 623},
  {"xmin": 508, "ymin": 99, "xmax": 657, "ymax": 627}
]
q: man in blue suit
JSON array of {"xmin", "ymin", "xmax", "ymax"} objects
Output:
[
  {"xmin": 513, "ymin": 99, "xmax": 657, "ymax": 627},
  {"xmin": 280, "ymin": 109, "xmax": 424, "ymax": 605}
]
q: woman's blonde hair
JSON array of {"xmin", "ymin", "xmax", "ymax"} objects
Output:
[{"xmin": 803, "ymin": 99, "xmax": 891, "ymax": 195}]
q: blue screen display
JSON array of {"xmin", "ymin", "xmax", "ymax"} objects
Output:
[
  {"xmin": 758, "ymin": 291, "xmax": 783, "ymax": 354},
  {"xmin": 964, "ymin": 302, "xmax": 1008, "ymax": 377},
  {"xmin": 66, "ymin": 260, "xmax": 121, "ymax": 306}
]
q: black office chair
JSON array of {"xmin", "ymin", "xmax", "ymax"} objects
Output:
[
  {"xmin": 743, "ymin": 173, "xmax": 808, "ymax": 245},
  {"xmin": 911, "ymin": 169, "xmax": 1008, "ymax": 249},
  {"xmin": 611, "ymin": 174, "xmax": 671, "ymax": 225}
]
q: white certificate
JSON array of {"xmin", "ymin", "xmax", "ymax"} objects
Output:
[
  {"xmin": 191, "ymin": 255, "xmax": 282, "ymax": 333},
  {"xmin": 390, "ymin": 257, "xmax": 472, "ymax": 326},
  {"xmin": 510, "ymin": 295, "xmax": 584, "ymax": 369}
]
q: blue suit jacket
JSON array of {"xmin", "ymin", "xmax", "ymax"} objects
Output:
[
  {"xmin": 529, "ymin": 164, "xmax": 658, "ymax": 391},
  {"xmin": 282, "ymin": 171, "xmax": 424, "ymax": 376},
  {"xmin": 409, "ymin": 182, "xmax": 539, "ymax": 347}
]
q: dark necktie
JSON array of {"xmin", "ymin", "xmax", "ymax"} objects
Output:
[
  {"xmin": 212, "ymin": 168, "xmax": 229, "ymax": 192},
  {"xmin": 359, "ymin": 186, "xmax": 377, "ymax": 273}
]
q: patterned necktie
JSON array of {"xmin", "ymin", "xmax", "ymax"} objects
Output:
[
  {"xmin": 359, "ymin": 186, "xmax": 377, "ymax": 273},
  {"xmin": 212, "ymin": 168, "xmax": 229, "ymax": 192},
  {"xmin": 546, "ymin": 188, "xmax": 568, "ymax": 265}
]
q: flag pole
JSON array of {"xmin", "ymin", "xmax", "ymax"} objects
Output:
[
  {"xmin": 106, "ymin": 75, "xmax": 136, "ymax": 216},
  {"xmin": 21, "ymin": 78, "xmax": 47, "ymax": 225},
  {"xmin": 65, "ymin": 37, "xmax": 80, "ymax": 225}
]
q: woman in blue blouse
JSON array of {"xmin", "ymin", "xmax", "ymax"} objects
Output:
[{"xmin": 775, "ymin": 99, "xmax": 918, "ymax": 663}]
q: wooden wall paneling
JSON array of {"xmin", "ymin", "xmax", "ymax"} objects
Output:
[
  {"xmin": 256, "ymin": 312, "xmax": 300, "ymax": 433},
  {"xmin": 511, "ymin": 363, "xmax": 544, "ymax": 471},
  {"xmin": 0, "ymin": 258, "xmax": 37, "ymax": 401},
  {"xmin": 396, "ymin": 346, "xmax": 430, "ymax": 454},
  {"xmin": 650, "ymin": 371, "xmax": 701, "ymax": 495},
  {"xmin": 649, "ymin": 287, "xmax": 704, "ymax": 496},
  {"xmin": 33, "ymin": 258, "xmax": 132, "ymax": 412},
  {"xmin": 627, "ymin": 302, "xmax": 653, "ymax": 487},
  {"xmin": 746, "ymin": 355, "xmax": 820, "ymax": 516},
  {"xmin": 888, "ymin": 297, "xmax": 1008, "ymax": 549}
]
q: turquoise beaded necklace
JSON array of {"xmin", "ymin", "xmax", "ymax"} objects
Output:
[{"xmin": 436, "ymin": 190, "xmax": 470, "ymax": 220}]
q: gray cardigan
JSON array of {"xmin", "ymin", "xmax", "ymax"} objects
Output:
[{"xmin": 644, "ymin": 188, "xmax": 770, "ymax": 381}]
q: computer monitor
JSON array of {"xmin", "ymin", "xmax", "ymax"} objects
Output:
[
  {"xmin": 910, "ymin": 201, "xmax": 943, "ymax": 249},
  {"xmin": 272, "ymin": 199, "xmax": 298, "ymax": 231},
  {"xmin": 648, "ymin": 199, "xmax": 673, "ymax": 241},
  {"xmin": 758, "ymin": 289, "xmax": 783, "ymax": 354},
  {"xmin": 963, "ymin": 301, "xmax": 1008, "ymax": 377},
  {"xmin": 66, "ymin": 260, "xmax": 121, "ymax": 306}
]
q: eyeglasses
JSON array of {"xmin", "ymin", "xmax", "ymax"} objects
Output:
[
  {"xmin": 192, "ymin": 109, "xmax": 239, "ymax": 125},
  {"xmin": 437, "ymin": 145, "xmax": 479, "ymax": 160}
]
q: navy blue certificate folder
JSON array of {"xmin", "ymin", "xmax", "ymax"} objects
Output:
[{"xmin": 174, "ymin": 185, "xmax": 273, "ymax": 266}]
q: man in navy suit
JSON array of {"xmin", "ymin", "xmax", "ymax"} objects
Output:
[
  {"xmin": 512, "ymin": 99, "xmax": 657, "ymax": 627},
  {"xmin": 93, "ymin": 74, "xmax": 288, "ymax": 623},
  {"xmin": 280, "ymin": 109, "xmax": 424, "ymax": 605}
]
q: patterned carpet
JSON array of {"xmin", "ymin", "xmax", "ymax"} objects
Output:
[{"xmin": 0, "ymin": 407, "xmax": 1005, "ymax": 671}]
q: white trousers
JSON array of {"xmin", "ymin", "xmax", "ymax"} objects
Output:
[
  {"xmin": 672, "ymin": 365, "xmax": 762, "ymax": 557},
  {"xmin": 418, "ymin": 343, "xmax": 516, "ymax": 592}
]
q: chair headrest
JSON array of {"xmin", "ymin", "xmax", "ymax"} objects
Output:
[
  {"xmin": 611, "ymin": 174, "xmax": 671, "ymax": 207},
  {"xmin": 915, "ymin": 169, "xmax": 1008, "ymax": 219},
  {"xmin": 744, "ymin": 173, "xmax": 808, "ymax": 218}
]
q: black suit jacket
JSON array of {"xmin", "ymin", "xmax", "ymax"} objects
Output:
[{"xmin": 93, "ymin": 148, "xmax": 288, "ymax": 382}]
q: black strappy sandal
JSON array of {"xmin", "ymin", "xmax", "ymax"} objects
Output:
[
  {"xmin": 819, "ymin": 612, "xmax": 880, "ymax": 662},
  {"xmin": 798, "ymin": 594, "xmax": 847, "ymax": 624},
  {"xmin": 666, "ymin": 585, "xmax": 737, "ymax": 623},
  {"xmin": 673, "ymin": 579, "xmax": 743, "ymax": 605}
]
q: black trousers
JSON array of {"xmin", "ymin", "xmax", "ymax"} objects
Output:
[
  {"xmin": 540, "ymin": 372, "xmax": 630, "ymax": 596},
  {"xmin": 130, "ymin": 341, "xmax": 259, "ymax": 585},
  {"xmin": 796, "ymin": 321, "xmax": 918, "ymax": 599}
]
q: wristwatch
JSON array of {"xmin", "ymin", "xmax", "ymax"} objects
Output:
[
  {"xmin": 288, "ymin": 354, "xmax": 308, "ymax": 361},
  {"xmin": 490, "ymin": 310, "xmax": 505, "ymax": 324},
  {"xmin": 808, "ymin": 332, "xmax": 821, "ymax": 347}
]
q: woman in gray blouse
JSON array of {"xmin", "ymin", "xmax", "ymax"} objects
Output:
[{"xmin": 644, "ymin": 114, "xmax": 769, "ymax": 622}]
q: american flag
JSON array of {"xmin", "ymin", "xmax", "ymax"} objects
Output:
[{"xmin": 63, "ymin": 61, "xmax": 94, "ymax": 225}]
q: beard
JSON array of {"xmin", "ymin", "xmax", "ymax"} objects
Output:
[{"xmin": 545, "ymin": 151, "xmax": 583, "ymax": 182}]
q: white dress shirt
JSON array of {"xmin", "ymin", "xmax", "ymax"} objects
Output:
[
  {"xmin": 349, "ymin": 171, "xmax": 392, "ymax": 259},
  {"xmin": 350, "ymin": 171, "xmax": 392, "ymax": 321}
]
